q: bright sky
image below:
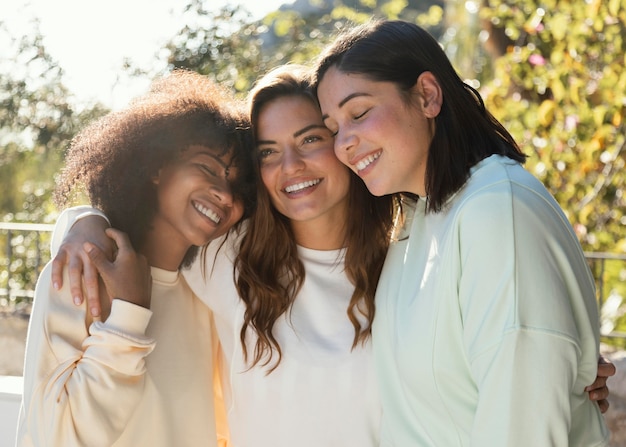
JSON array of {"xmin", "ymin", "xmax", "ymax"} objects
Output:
[{"xmin": 2, "ymin": 0, "xmax": 289, "ymax": 110}]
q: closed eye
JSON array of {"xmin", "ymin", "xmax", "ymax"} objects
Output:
[
  {"xmin": 196, "ymin": 163, "xmax": 218, "ymax": 177},
  {"xmin": 354, "ymin": 109, "xmax": 369, "ymax": 120}
]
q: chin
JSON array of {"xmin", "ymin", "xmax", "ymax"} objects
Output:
[{"xmin": 363, "ymin": 181, "xmax": 392, "ymax": 197}]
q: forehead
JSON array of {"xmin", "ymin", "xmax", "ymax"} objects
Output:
[
  {"xmin": 182, "ymin": 144, "xmax": 234, "ymax": 163},
  {"xmin": 257, "ymin": 96, "xmax": 322, "ymax": 131},
  {"xmin": 260, "ymin": 95, "xmax": 320, "ymax": 119},
  {"xmin": 318, "ymin": 69, "xmax": 374, "ymax": 109}
]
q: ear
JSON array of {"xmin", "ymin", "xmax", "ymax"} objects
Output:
[{"xmin": 414, "ymin": 71, "xmax": 442, "ymax": 118}]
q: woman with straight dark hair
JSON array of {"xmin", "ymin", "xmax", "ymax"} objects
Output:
[{"xmin": 315, "ymin": 19, "xmax": 610, "ymax": 446}]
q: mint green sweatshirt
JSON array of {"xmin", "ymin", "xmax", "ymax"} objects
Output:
[{"xmin": 373, "ymin": 155, "xmax": 609, "ymax": 446}]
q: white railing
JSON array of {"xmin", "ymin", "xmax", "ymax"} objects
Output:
[{"xmin": 0, "ymin": 222, "xmax": 53, "ymax": 307}]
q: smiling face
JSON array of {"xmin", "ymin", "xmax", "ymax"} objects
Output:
[
  {"xmin": 317, "ymin": 67, "xmax": 440, "ymax": 197},
  {"xmin": 149, "ymin": 144, "xmax": 244, "ymax": 266},
  {"xmin": 256, "ymin": 95, "xmax": 351, "ymax": 234}
]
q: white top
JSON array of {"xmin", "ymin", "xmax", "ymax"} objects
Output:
[
  {"xmin": 17, "ymin": 259, "xmax": 222, "ymax": 447},
  {"xmin": 373, "ymin": 155, "xmax": 609, "ymax": 446},
  {"xmin": 183, "ymin": 231, "xmax": 382, "ymax": 447}
]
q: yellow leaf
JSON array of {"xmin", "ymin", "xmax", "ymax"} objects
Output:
[
  {"xmin": 551, "ymin": 50, "xmax": 564, "ymax": 66},
  {"xmin": 590, "ymin": 135, "xmax": 604, "ymax": 151},
  {"xmin": 551, "ymin": 15, "xmax": 569, "ymax": 40},
  {"xmin": 538, "ymin": 100, "xmax": 555, "ymax": 126},
  {"xmin": 579, "ymin": 203, "xmax": 594, "ymax": 225},
  {"xmin": 570, "ymin": 78, "xmax": 582, "ymax": 104},
  {"xmin": 617, "ymin": 238, "xmax": 626, "ymax": 253},
  {"xmin": 551, "ymin": 78, "xmax": 565, "ymax": 102},
  {"xmin": 593, "ymin": 107, "xmax": 606, "ymax": 127},
  {"xmin": 588, "ymin": 0, "xmax": 602, "ymax": 16}
]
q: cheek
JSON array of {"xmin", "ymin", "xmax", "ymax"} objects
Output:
[
  {"xmin": 336, "ymin": 168, "xmax": 352, "ymax": 193},
  {"xmin": 322, "ymin": 155, "xmax": 352, "ymax": 191},
  {"xmin": 321, "ymin": 149, "xmax": 348, "ymax": 174},
  {"xmin": 259, "ymin": 165, "xmax": 276, "ymax": 192}
]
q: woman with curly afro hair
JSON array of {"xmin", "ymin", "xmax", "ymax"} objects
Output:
[{"xmin": 17, "ymin": 69, "xmax": 255, "ymax": 447}]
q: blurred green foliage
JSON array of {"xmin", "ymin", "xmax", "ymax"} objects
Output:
[
  {"xmin": 480, "ymin": 0, "xmax": 625, "ymax": 255},
  {"xmin": 0, "ymin": 19, "xmax": 107, "ymax": 307}
]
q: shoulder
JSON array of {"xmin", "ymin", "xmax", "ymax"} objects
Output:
[
  {"xmin": 32, "ymin": 262, "xmax": 85, "ymax": 320},
  {"xmin": 452, "ymin": 155, "xmax": 565, "ymax": 225}
]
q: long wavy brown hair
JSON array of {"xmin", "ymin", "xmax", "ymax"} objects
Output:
[
  {"xmin": 55, "ymin": 69, "xmax": 256, "ymax": 268},
  {"xmin": 234, "ymin": 64, "xmax": 396, "ymax": 371}
]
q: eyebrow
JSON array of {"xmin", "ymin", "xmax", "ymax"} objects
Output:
[
  {"xmin": 256, "ymin": 123, "xmax": 328, "ymax": 146},
  {"xmin": 321, "ymin": 92, "xmax": 372, "ymax": 121},
  {"xmin": 195, "ymin": 151, "xmax": 228, "ymax": 169}
]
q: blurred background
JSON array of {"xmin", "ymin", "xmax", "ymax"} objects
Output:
[{"xmin": 0, "ymin": 0, "xmax": 625, "ymax": 443}]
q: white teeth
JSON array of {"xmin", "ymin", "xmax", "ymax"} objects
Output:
[
  {"xmin": 194, "ymin": 202, "xmax": 220, "ymax": 224},
  {"xmin": 284, "ymin": 179, "xmax": 321, "ymax": 193},
  {"xmin": 355, "ymin": 151, "xmax": 381, "ymax": 171}
]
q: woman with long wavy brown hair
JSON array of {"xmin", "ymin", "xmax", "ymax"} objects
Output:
[
  {"xmin": 195, "ymin": 64, "xmax": 395, "ymax": 446},
  {"xmin": 235, "ymin": 64, "xmax": 395, "ymax": 371}
]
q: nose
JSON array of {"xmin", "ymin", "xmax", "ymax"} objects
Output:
[
  {"xmin": 210, "ymin": 177, "xmax": 234, "ymax": 206},
  {"xmin": 333, "ymin": 128, "xmax": 357, "ymax": 155},
  {"xmin": 281, "ymin": 146, "xmax": 306, "ymax": 173}
]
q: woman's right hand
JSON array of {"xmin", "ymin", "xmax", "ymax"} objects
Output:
[
  {"xmin": 84, "ymin": 228, "xmax": 152, "ymax": 310},
  {"xmin": 51, "ymin": 214, "xmax": 114, "ymax": 317}
]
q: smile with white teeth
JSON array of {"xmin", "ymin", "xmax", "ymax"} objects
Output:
[
  {"xmin": 284, "ymin": 179, "xmax": 321, "ymax": 194},
  {"xmin": 355, "ymin": 151, "xmax": 381, "ymax": 172},
  {"xmin": 193, "ymin": 202, "xmax": 221, "ymax": 224}
]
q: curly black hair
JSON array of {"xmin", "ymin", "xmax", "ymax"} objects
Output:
[{"xmin": 55, "ymin": 69, "xmax": 257, "ymax": 267}]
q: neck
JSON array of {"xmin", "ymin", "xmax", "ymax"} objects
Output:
[
  {"xmin": 140, "ymin": 229, "xmax": 189, "ymax": 271},
  {"xmin": 290, "ymin": 211, "xmax": 347, "ymax": 251}
]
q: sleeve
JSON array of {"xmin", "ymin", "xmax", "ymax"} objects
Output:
[
  {"xmin": 212, "ymin": 314, "xmax": 231, "ymax": 447},
  {"xmin": 17, "ymin": 263, "xmax": 155, "ymax": 447},
  {"xmin": 50, "ymin": 206, "xmax": 109, "ymax": 257},
  {"xmin": 455, "ymin": 181, "xmax": 606, "ymax": 446}
]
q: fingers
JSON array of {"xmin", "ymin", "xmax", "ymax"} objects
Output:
[
  {"xmin": 588, "ymin": 385, "xmax": 609, "ymax": 401},
  {"xmin": 52, "ymin": 248, "xmax": 90, "ymax": 306},
  {"xmin": 67, "ymin": 252, "xmax": 86, "ymax": 306},
  {"xmin": 585, "ymin": 375, "xmax": 608, "ymax": 392},
  {"xmin": 84, "ymin": 242, "xmax": 111, "ymax": 272},
  {"xmin": 82, "ymin": 260, "xmax": 101, "ymax": 316},
  {"xmin": 85, "ymin": 231, "xmax": 151, "ymax": 310},
  {"xmin": 84, "ymin": 242, "xmax": 113, "ymax": 318},
  {"xmin": 51, "ymin": 250, "xmax": 68, "ymax": 291},
  {"xmin": 597, "ymin": 399, "xmax": 610, "ymax": 414},
  {"xmin": 598, "ymin": 355, "xmax": 617, "ymax": 377},
  {"xmin": 103, "ymin": 228, "xmax": 130, "ymax": 253},
  {"xmin": 589, "ymin": 355, "xmax": 613, "ymax": 413}
]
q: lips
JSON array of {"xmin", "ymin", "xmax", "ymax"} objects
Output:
[
  {"xmin": 192, "ymin": 200, "xmax": 221, "ymax": 224},
  {"xmin": 354, "ymin": 150, "xmax": 381, "ymax": 172},
  {"xmin": 283, "ymin": 178, "xmax": 321, "ymax": 194}
]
